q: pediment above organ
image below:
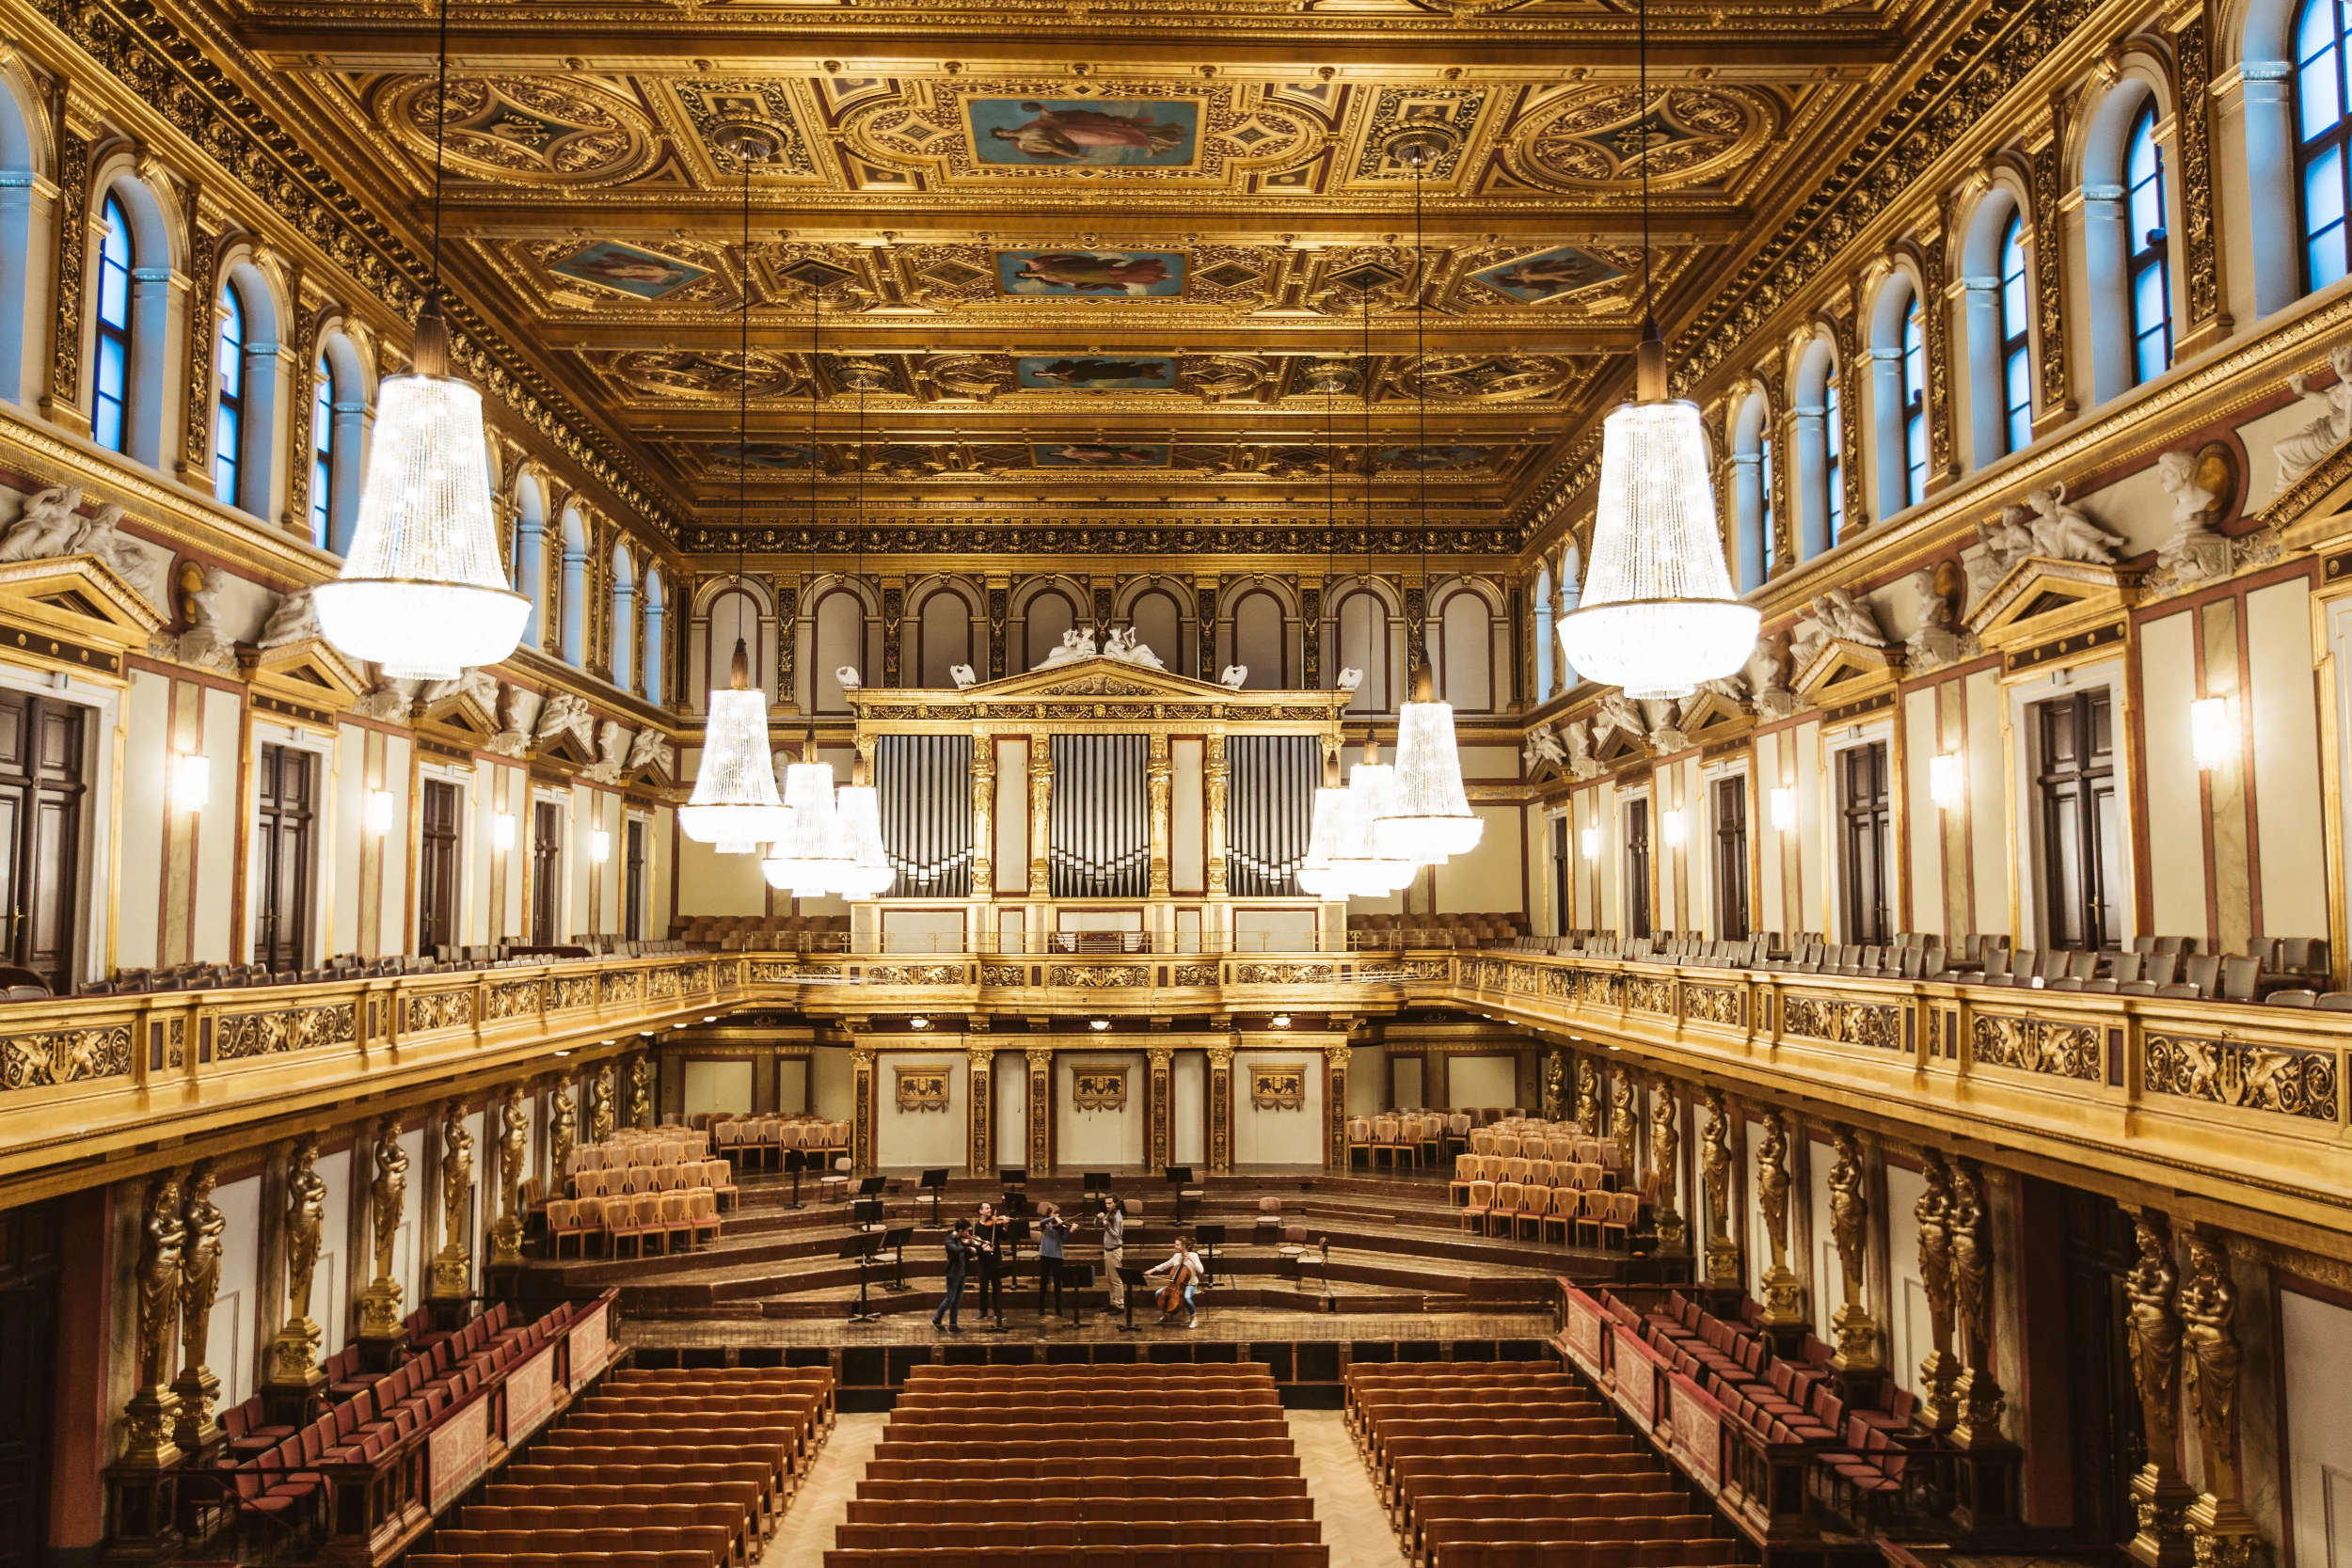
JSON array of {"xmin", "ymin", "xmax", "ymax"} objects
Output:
[{"xmin": 849, "ymin": 654, "xmax": 1354, "ymax": 730}]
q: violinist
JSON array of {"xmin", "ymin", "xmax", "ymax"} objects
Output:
[
  {"xmin": 1035, "ymin": 1202, "xmax": 1070, "ymax": 1316},
  {"xmin": 1143, "ymin": 1233, "xmax": 1205, "ymax": 1327},
  {"xmin": 971, "ymin": 1201, "xmax": 1006, "ymax": 1319}
]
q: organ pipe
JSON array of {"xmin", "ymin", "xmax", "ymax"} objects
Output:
[
  {"xmin": 1226, "ymin": 735, "xmax": 1315, "ymax": 895},
  {"xmin": 875, "ymin": 735, "xmax": 974, "ymax": 896}
]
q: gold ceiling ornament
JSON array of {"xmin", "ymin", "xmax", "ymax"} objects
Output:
[
  {"xmin": 1507, "ymin": 83, "xmax": 1779, "ymax": 192},
  {"xmin": 378, "ymin": 72, "xmax": 660, "ymax": 187},
  {"xmin": 591, "ymin": 347, "xmax": 803, "ymax": 404}
]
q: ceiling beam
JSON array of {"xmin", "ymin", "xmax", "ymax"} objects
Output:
[
  {"xmin": 634, "ymin": 409, "xmax": 1561, "ymax": 436},
  {"xmin": 534, "ymin": 323, "xmax": 1635, "ymax": 353},
  {"xmin": 241, "ymin": 24, "xmax": 1901, "ymax": 71}
]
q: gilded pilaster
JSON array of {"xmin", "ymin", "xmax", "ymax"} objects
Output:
[
  {"xmin": 1147, "ymin": 1044, "xmax": 1173, "ymax": 1171},
  {"xmin": 1300, "ymin": 581, "xmax": 1322, "ymax": 689},
  {"xmin": 1832, "ymin": 312, "xmax": 1867, "ymax": 541},
  {"xmin": 1918, "ymin": 225, "xmax": 1957, "ymax": 494},
  {"xmin": 1206, "ymin": 1038, "xmax": 1234, "ymax": 1174},
  {"xmin": 881, "ymin": 578, "xmax": 904, "ymax": 687},
  {"xmin": 177, "ymin": 215, "xmax": 220, "ymax": 489},
  {"xmin": 967, "ymin": 1043, "xmax": 994, "ymax": 1172},
  {"xmin": 2167, "ymin": 0, "xmax": 2231, "ymax": 357},
  {"xmin": 850, "ymin": 1039, "xmax": 876, "ymax": 1172},
  {"xmin": 2026, "ymin": 105, "xmax": 2078, "ymax": 429},
  {"xmin": 1025, "ymin": 1044, "xmax": 1053, "ymax": 1173},
  {"xmin": 1324, "ymin": 1040, "xmax": 1351, "ymax": 1170},
  {"xmin": 773, "ymin": 575, "xmax": 799, "ymax": 706},
  {"xmin": 40, "ymin": 89, "xmax": 94, "ymax": 435},
  {"xmin": 1147, "ymin": 732, "xmax": 1173, "ymax": 896},
  {"xmin": 969, "ymin": 736, "xmax": 995, "ymax": 899},
  {"xmin": 1203, "ymin": 734, "xmax": 1229, "ymax": 896},
  {"xmin": 282, "ymin": 293, "xmax": 322, "ymax": 534},
  {"xmin": 1026, "ymin": 733, "xmax": 1053, "ymax": 897}
]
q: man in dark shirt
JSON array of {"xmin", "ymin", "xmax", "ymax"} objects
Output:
[
  {"xmin": 1035, "ymin": 1202, "xmax": 1070, "ymax": 1315},
  {"xmin": 933, "ymin": 1218, "xmax": 974, "ymax": 1332},
  {"xmin": 971, "ymin": 1202, "xmax": 1005, "ymax": 1319},
  {"xmin": 1099, "ymin": 1195, "xmax": 1127, "ymax": 1310}
]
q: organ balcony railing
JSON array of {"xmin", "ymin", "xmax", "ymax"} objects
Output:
[{"xmin": 4, "ymin": 944, "xmax": 2350, "ymax": 1249}]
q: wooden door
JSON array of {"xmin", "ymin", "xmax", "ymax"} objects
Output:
[
  {"xmin": 530, "ymin": 800, "xmax": 563, "ymax": 945},
  {"xmin": 0, "ymin": 692, "xmax": 87, "ymax": 993},
  {"xmin": 1713, "ymin": 777, "xmax": 1750, "ymax": 942},
  {"xmin": 623, "ymin": 817, "xmax": 646, "ymax": 942},
  {"xmin": 417, "ymin": 779, "xmax": 459, "ymax": 953},
  {"xmin": 1624, "ymin": 798, "xmax": 1651, "ymax": 938},
  {"xmin": 254, "ymin": 744, "xmax": 314, "ymax": 973},
  {"xmin": 2036, "ymin": 689, "xmax": 2121, "ymax": 951},
  {"xmin": 1837, "ymin": 742, "xmax": 1891, "ymax": 943},
  {"xmin": 0, "ymin": 1198, "xmax": 60, "ymax": 1568},
  {"xmin": 1549, "ymin": 816, "xmax": 1570, "ymax": 937}
]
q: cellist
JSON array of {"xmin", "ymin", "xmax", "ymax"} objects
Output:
[{"xmin": 1143, "ymin": 1232, "xmax": 1205, "ymax": 1327}]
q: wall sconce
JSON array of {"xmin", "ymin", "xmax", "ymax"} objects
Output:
[
  {"xmin": 2190, "ymin": 696, "xmax": 2235, "ymax": 770},
  {"xmin": 1089, "ymin": 1018, "xmax": 1111, "ymax": 1031},
  {"xmin": 590, "ymin": 829, "xmax": 612, "ymax": 863},
  {"xmin": 1580, "ymin": 822, "xmax": 1602, "ymax": 861},
  {"xmin": 1769, "ymin": 786, "xmax": 1795, "ymax": 832},
  {"xmin": 909, "ymin": 1016, "xmax": 930, "ymax": 1030},
  {"xmin": 170, "ymin": 752, "xmax": 211, "ymax": 812},
  {"xmin": 1270, "ymin": 1013, "xmax": 1292, "ymax": 1029},
  {"xmin": 493, "ymin": 812, "xmax": 516, "ymax": 851},
  {"xmin": 364, "ymin": 788, "xmax": 395, "ymax": 833},
  {"xmin": 1929, "ymin": 752, "xmax": 1964, "ymax": 810},
  {"xmin": 1660, "ymin": 808, "xmax": 1685, "ymax": 847}
]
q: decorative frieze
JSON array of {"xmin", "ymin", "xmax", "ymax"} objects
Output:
[
  {"xmin": 1781, "ymin": 992, "xmax": 1901, "ymax": 1052},
  {"xmin": 405, "ymin": 990, "xmax": 476, "ymax": 1034},
  {"xmin": 0, "ymin": 1022, "xmax": 133, "ymax": 1088},
  {"xmin": 2144, "ymin": 1034, "xmax": 2339, "ymax": 1120},
  {"xmin": 214, "ymin": 1005, "xmax": 354, "ymax": 1062},
  {"xmin": 1973, "ymin": 1013, "xmax": 2102, "ymax": 1081},
  {"xmin": 1048, "ymin": 964, "xmax": 1147, "ymax": 989}
]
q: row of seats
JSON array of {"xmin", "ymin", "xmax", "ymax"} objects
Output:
[
  {"xmin": 564, "ymin": 1161, "xmax": 739, "ymax": 1203},
  {"xmin": 834, "ymin": 1365, "xmax": 1324, "ymax": 1568},
  {"xmin": 547, "ymin": 1190, "xmax": 723, "ymax": 1258},
  {"xmin": 1349, "ymin": 912, "xmax": 1532, "ymax": 950},
  {"xmin": 419, "ymin": 1364, "xmax": 838, "ymax": 1568},
  {"xmin": 72, "ymin": 941, "xmax": 660, "ymax": 997},
  {"xmin": 1346, "ymin": 1360, "xmax": 1732, "ymax": 1568},
  {"xmin": 567, "ymin": 1132, "xmax": 715, "ymax": 1170},
  {"xmin": 713, "ymin": 1117, "xmax": 852, "ymax": 1170}
]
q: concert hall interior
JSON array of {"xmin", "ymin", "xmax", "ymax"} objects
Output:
[{"xmin": 9, "ymin": 0, "xmax": 2352, "ymax": 1564}]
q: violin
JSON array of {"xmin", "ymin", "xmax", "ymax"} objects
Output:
[{"xmin": 1155, "ymin": 1253, "xmax": 1197, "ymax": 1315}]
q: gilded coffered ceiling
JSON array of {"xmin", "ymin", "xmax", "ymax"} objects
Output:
[{"xmin": 203, "ymin": 0, "xmax": 1956, "ymax": 547}]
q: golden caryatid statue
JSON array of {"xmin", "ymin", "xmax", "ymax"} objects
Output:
[
  {"xmin": 1755, "ymin": 1111, "xmax": 1804, "ymax": 1326},
  {"xmin": 1700, "ymin": 1087, "xmax": 1738, "ymax": 1288},
  {"xmin": 627, "ymin": 1054, "xmax": 651, "ymax": 1129},
  {"xmin": 1574, "ymin": 1057, "xmax": 1599, "ymax": 1135},
  {"xmin": 431, "ymin": 1101, "xmax": 474, "ymax": 1300},
  {"xmin": 1608, "ymin": 1069, "xmax": 1636, "ymax": 1175},
  {"xmin": 1948, "ymin": 1157, "xmax": 2007, "ymax": 1443},
  {"xmin": 1914, "ymin": 1149, "xmax": 1961, "ymax": 1427},
  {"xmin": 548, "ymin": 1077, "xmax": 577, "ymax": 1187},
  {"xmin": 1647, "ymin": 1078, "xmax": 1683, "ymax": 1250},
  {"xmin": 121, "ymin": 1168, "xmax": 186, "ymax": 1465},
  {"xmin": 171, "ymin": 1159, "xmax": 227, "ymax": 1451},
  {"xmin": 359, "ymin": 1117, "xmax": 408, "ymax": 1338},
  {"xmin": 1825, "ymin": 1126, "xmax": 1878, "ymax": 1370},
  {"xmin": 1541, "ymin": 1052, "xmax": 1565, "ymax": 1122},
  {"xmin": 589, "ymin": 1064, "xmax": 616, "ymax": 1143},
  {"xmin": 490, "ymin": 1086, "xmax": 528, "ymax": 1267},
  {"xmin": 2122, "ymin": 1207, "xmax": 2194, "ymax": 1568},
  {"xmin": 2177, "ymin": 1225, "xmax": 2268, "ymax": 1568},
  {"xmin": 268, "ymin": 1137, "xmax": 327, "ymax": 1386}
]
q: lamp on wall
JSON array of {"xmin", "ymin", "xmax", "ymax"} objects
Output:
[
  {"xmin": 1930, "ymin": 752, "xmax": 1965, "ymax": 809},
  {"xmin": 314, "ymin": 0, "xmax": 526, "ymax": 680},
  {"xmin": 493, "ymin": 811, "xmax": 516, "ymax": 851},
  {"xmin": 1550, "ymin": 0, "xmax": 1756, "ymax": 700},
  {"xmin": 1580, "ymin": 821, "xmax": 1602, "ymax": 861},
  {"xmin": 1660, "ymin": 807, "xmax": 1685, "ymax": 847},
  {"xmin": 364, "ymin": 788, "xmax": 395, "ymax": 833},
  {"xmin": 171, "ymin": 752, "xmax": 211, "ymax": 812},
  {"xmin": 589, "ymin": 829, "xmax": 612, "ymax": 864},
  {"xmin": 2189, "ymin": 695, "xmax": 2235, "ymax": 770},
  {"xmin": 1769, "ymin": 786, "xmax": 1795, "ymax": 832}
]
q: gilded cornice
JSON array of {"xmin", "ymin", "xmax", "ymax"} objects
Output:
[
  {"xmin": 31, "ymin": 0, "xmax": 683, "ymax": 545},
  {"xmin": 675, "ymin": 517, "xmax": 1521, "ymax": 559}
]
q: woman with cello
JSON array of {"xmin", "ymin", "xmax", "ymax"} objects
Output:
[{"xmin": 1143, "ymin": 1233, "xmax": 1205, "ymax": 1327}]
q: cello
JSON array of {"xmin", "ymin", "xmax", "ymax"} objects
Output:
[{"xmin": 1155, "ymin": 1244, "xmax": 1198, "ymax": 1316}]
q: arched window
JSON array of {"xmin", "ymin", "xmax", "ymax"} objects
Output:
[
  {"xmin": 0, "ymin": 78, "xmax": 47, "ymax": 408},
  {"xmin": 558, "ymin": 507, "xmax": 587, "ymax": 666},
  {"xmin": 1998, "ymin": 214, "xmax": 2033, "ymax": 452},
  {"xmin": 610, "ymin": 545, "xmax": 635, "ymax": 692},
  {"xmin": 1554, "ymin": 544, "xmax": 1583, "ymax": 687},
  {"xmin": 642, "ymin": 568, "xmax": 666, "ymax": 704},
  {"xmin": 1899, "ymin": 309, "xmax": 1927, "ymax": 507},
  {"xmin": 2126, "ymin": 103, "xmax": 2174, "ymax": 385},
  {"xmin": 1730, "ymin": 391, "xmax": 1772, "ymax": 592},
  {"xmin": 1432, "ymin": 587, "xmax": 1493, "ymax": 712},
  {"xmin": 813, "ymin": 588, "xmax": 866, "ymax": 713},
  {"xmin": 1226, "ymin": 588, "xmax": 1286, "ymax": 688},
  {"xmin": 914, "ymin": 586, "xmax": 975, "ymax": 688},
  {"xmin": 1867, "ymin": 274, "xmax": 1927, "ymax": 520},
  {"xmin": 1790, "ymin": 338, "xmax": 1839, "ymax": 562},
  {"xmin": 2299, "ymin": 0, "xmax": 2352, "ymax": 288},
  {"xmin": 92, "ymin": 194, "xmax": 133, "ymax": 454},
  {"xmin": 310, "ymin": 348, "xmax": 335, "ymax": 547},
  {"xmin": 1533, "ymin": 564, "xmax": 1555, "ymax": 699},
  {"xmin": 513, "ymin": 479, "xmax": 548, "ymax": 646},
  {"xmin": 213, "ymin": 281, "xmax": 246, "ymax": 507},
  {"xmin": 1824, "ymin": 369, "xmax": 1845, "ymax": 541},
  {"xmin": 1127, "ymin": 587, "xmax": 1185, "ymax": 673},
  {"xmin": 1332, "ymin": 586, "xmax": 1396, "ymax": 712}
]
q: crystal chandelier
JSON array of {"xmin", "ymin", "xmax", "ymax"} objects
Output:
[
  {"xmin": 763, "ymin": 736, "xmax": 853, "ymax": 894},
  {"xmin": 315, "ymin": 0, "xmax": 525, "ymax": 681},
  {"xmin": 1373, "ymin": 133, "xmax": 1483, "ymax": 865},
  {"xmin": 1340, "ymin": 738, "xmax": 1419, "ymax": 895},
  {"xmin": 678, "ymin": 134, "xmax": 793, "ymax": 854},
  {"xmin": 1295, "ymin": 358, "xmax": 1358, "ymax": 899},
  {"xmin": 824, "ymin": 365, "xmax": 893, "ymax": 899},
  {"xmin": 1553, "ymin": 0, "xmax": 1757, "ymax": 701}
]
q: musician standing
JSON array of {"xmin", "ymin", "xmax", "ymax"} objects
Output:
[
  {"xmin": 971, "ymin": 1201, "xmax": 1005, "ymax": 1320},
  {"xmin": 1098, "ymin": 1194, "xmax": 1126, "ymax": 1310},
  {"xmin": 1143, "ymin": 1233, "xmax": 1205, "ymax": 1327},
  {"xmin": 932, "ymin": 1218, "xmax": 974, "ymax": 1333},
  {"xmin": 1035, "ymin": 1202, "xmax": 1069, "ymax": 1316}
]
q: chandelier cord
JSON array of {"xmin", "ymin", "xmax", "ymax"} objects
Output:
[
  {"xmin": 805, "ymin": 274, "xmax": 820, "ymax": 658},
  {"xmin": 736, "ymin": 152, "xmax": 751, "ymax": 641},
  {"xmin": 429, "ymin": 0, "xmax": 448, "ymax": 293},
  {"xmin": 1359, "ymin": 279, "xmax": 1375, "ymax": 689},
  {"xmin": 1639, "ymin": 0, "xmax": 1654, "ymax": 325},
  {"xmin": 1412, "ymin": 151, "xmax": 1431, "ymax": 681}
]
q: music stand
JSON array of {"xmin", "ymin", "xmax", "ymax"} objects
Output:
[
  {"xmin": 852, "ymin": 1197, "xmax": 886, "ymax": 1236},
  {"xmin": 837, "ymin": 1231, "xmax": 882, "ymax": 1323},
  {"xmin": 919, "ymin": 1168, "xmax": 949, "ymax": 1227},
  {"xmin": 1116, "ymin": 1267, "xmax": 1152, "ymax": 1334},
  {"xmin": 1059, "ymin": 1262, "xmax": 1093, "ymax": 1330},
  {"xmin": 999, "ymin": 1167, "xmax": 1027, "ymax": 1206},
  {"xmin": 782, "ymin": 1147, "xmax": 806, "ymax": 1209},
  {"xmin": 882, "ymin": 1226, "xmax": 914, "ymax": 1291},
  {"xmin": 1164, "ymin": 1165, "xmax": 1195, "ymax": 1223},
  {"xmin": 1082, "ymin": 1171, "xmax": 1110, "ymax": 1200},
  {"xmin": 1195, "ymin": 1224, "xmax": 1225, "ymax": 1285},
  {"xmin": 856, "ymin": 1174, "xmax": 886, "ymax": 1206}
]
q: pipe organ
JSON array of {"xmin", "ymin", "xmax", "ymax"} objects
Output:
[
  {"xmin": 876, "ymin": 735, "xmax": 975, "ymax": 896},
  {"xmin": 1048, "ymin": 735, "xmax": 1150, "ymax": 896},
  {"xmin": 1225, "ymin": 735, "xmax": 1317, "ymax": 896}
]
